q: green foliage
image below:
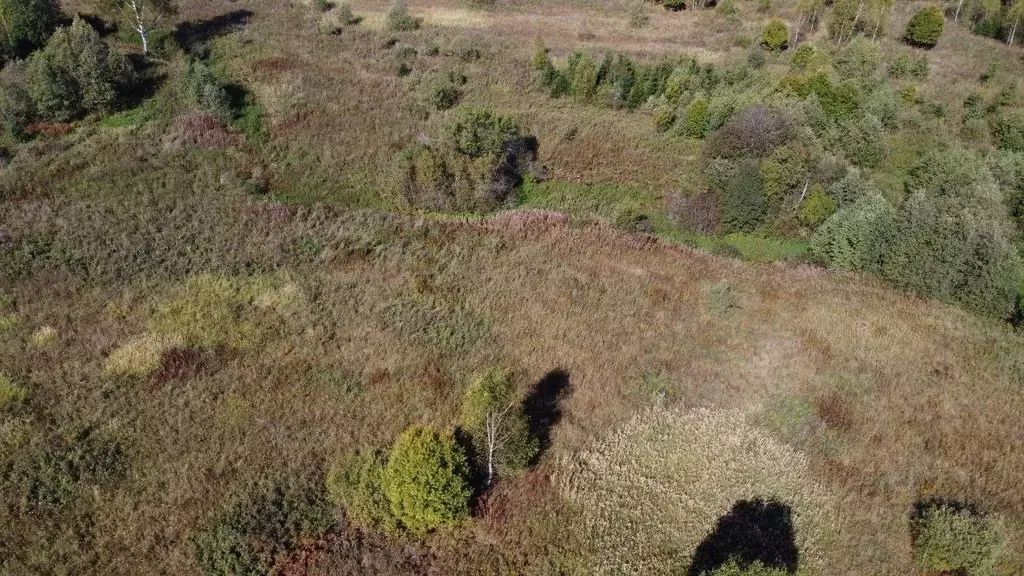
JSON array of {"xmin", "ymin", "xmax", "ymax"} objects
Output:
[
  {"xmin": 0, "ymin": 372, "xmax": 27, "ymax": 407},
  {"xmin": 835, "ymin": 36, "xmax": 881, "ymax": 81},
  {"xmin": 842, "ymin": 114, "xmax": 886, "ymax": 168},
  {"xmin": 9, "ymin": 433, "xmax": 129, "ymax": 512},
  {"xmin": 882, "ymin": 192, "xmax": 1022, "ymax": 318},
  {"xmin": 913, "ymin": 503, "xmax": 1004, "ymax": 576},
  {"xmin": 653, "ymin": 103, "xmax": 676, "ymax": 132},
  {"xmin": 442, "ymin": 107, "xmax": 521, "ymax": 157},
  {"xmin": 0, "ymin": 62, "xmax": 35, "ymax": 134},
  {"xmin": 383, "ymin": 425, "xmax": 470, "ymax": 535},
  {"xmin": 703, "ymin": 559, "xmax": 790, "ymax": 576},
  {"xmin": 385, "ymin": 0, "xmax": 419, "ymax": 31},
  {"xmin": 531, "ymin": 37, "xmax": 549, "ymax": 71},
  {"xmin": 459, "ymin": 368, "xmax": 538, "ymax": 483},
  {"xmin": 760, "ymin": 144, "xmax": 807, "ymax": 208},
  {"xmin": 0, "ymin": 0, "xmax": 60, "ymax": 64},
  {"xmin": 993, "ymin": 109, "xmax": 1024, "ymax": 152},
  {"xmin": 798, "ymin": 184, "xmax": 837, "ymax": 226},
  {"xmin": 790, "ymin": 43, "xmax": 816, "ymax": 71},
  {"xmin": 761, "ymin": 19, "xmax": 789, "ymax": 51},
  {"xmin": 567, "ymin": 51, "xmax": 600, "ymax": 101},
  {"xmin": 664, "ymin": 0, "xmax": 685, "ymax": 11},
  {"xmin": 194, "ymin": 475, "xmax": 334, "ymax": 576},
  {"xmin": 718, "ymin": 159, "xmax": 766, "ymax": 233},
  {"xmin": 182, "ymin": 59, "xmax": 232, "ymax": 119},
  {"xmin": 26, "ymin": 17, "xmax": 133, "ymax": 122},
  {"xmin": 904, "ymin": 6, "xmax": 944, "ymax": 48},
  {"xmin": 313, "ymin": 0, "xmax": 330, "ymax": 12},
  {"xmin": 683, "ymin": 96, "xmax": 710, "ymax": 138},
  {"xmin": 421, "ymin": 74, "xmax": 461, "ymax": 111},
  {"xmin": 326, "ymin": 451, "xmax": 397, "ymax": 531},
  {"xmin": 810, "ymin": 193, "xmax": 895, "ymax": 272}
]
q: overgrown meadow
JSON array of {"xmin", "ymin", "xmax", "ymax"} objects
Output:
[{"xmin": 2, "ymin": 0, "xmax": 1024, "ymax": 574}]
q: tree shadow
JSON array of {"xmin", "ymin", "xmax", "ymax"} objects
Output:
[
  {"xmin": 523, "ymin": 369, "xmax": 571, "ymax": 462},
  {"xmin": 688, "ymin": 498, "xmax": 799, "ymax": 575},
  {"xmin": 173, "ymin": 9, "xmax": 254, "ymax": 52},
  {"xmin": 120, "ymin": 54, "xmax": 167, "ymax": 109}
]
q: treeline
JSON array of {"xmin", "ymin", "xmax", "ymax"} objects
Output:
[{"xmin": 531, "ymin": 26, "xmax": 1024, "ymax": 318}]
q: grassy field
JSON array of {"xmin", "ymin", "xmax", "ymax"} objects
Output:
[{"xmin": 2, "ymin": 0, "xmax": 1024, "ymax": 574}]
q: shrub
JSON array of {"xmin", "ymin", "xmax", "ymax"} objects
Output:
[
  {"xmin": 904, "ymin": 148, "xmax": 995, "ymax": 203},
  {"xmin": 993, "ymin": 110, "xmax": 1024, "ymax": 152},
  {"xmin": 835, "ymin": 36, "xmax": 881, "ymax": 81},
  {"xmin": 718, "ymin": 159, "xmax": 766, "ymax": 233},
  {"xmin": 810, "ymin": 193, "xmax": 895, "ymax": 272},
  {"xmin": 567, "ymin": 52, "xmax": 599, "ymax": 101},
  {"xmin": 383, "ymin": 425, "xmax": 470, "ymax": 535},
  {"xmin": 797, "ymin": 184, "xmax": 837, "ymax": 227},
  {"xmin": 664, "ymin": 0, "xmax": 685, "ymax": 11},
  {"xmin": 882, "ymin": 193, "xmax": 1022, "ymax": 318},
  {"xmin": 747, "ymin": 46, "xmax": 767, "ymax": 69},
  {"xmin": 683, "ymin": 97, "xmax": 711, "ymax": 138},
  {"xmin": 904, "ymin": 6, "xmax": 944, "ymax": 48},
  {"xmin": 828, "ymin": 169, "xmax": 876, "ymax": 206},
  {"xmin": 421, "ymin": 74, "xmax": 460, "ymax": 111},
  {"xmin": 0, "ymin": 373, "xmax": 27, "ymax": 407},
  {"xmin": 326, "ymin": 451, "xmax": 397, "ymax": 531},
  {"xmin": 336, "ymin": 3, "xmax": 358, "ymax": 24},
  {"xmin": 531, "ymin": 37, "xmax": 549, "ymax": 71},
  {"xmin": 442, "ymin": 107, "xmax": 521, "ymax": 157},
  {"xmin": 842, "ymin": 114, "xmax": 886, "ymax": 168},
  {"xmin": 912, "ymin": 503, "xmax": 1004, "ymax": 576},
  {"xmin": 26, "ymin": 17, "xmax": 133, "ymax": 122},
  {"xmin": 0, "ymin": 62, "xmax": 35, "ymax": 134},
  {"xmin": 761, "ymin": 19, "xmax": 789, "ymax": 51},
  {"xmin": 385, "ymin": 0, "xmax": 419, "ymax": 31},
  {"xmin": 653, "ymin": 104, "xmax": 676, "ymax": 132},
  {"xmin": 790, "ymin": 43, "xmax": 815, "ymax": 71},
  {"xmin": 704, "ymin": 107, "xmax": 794, "ymax": 159},
  {"xmin": 313, "ymin": 0, "xmax": 330, "ymax": 12},
  {"xmin": 760, "ymin": 144, "xmax": 808, "ymax": 208},
  {"xmin": 0, "ymin": 0, "xmax": 60, "ymax": 64},
  {"xmin": 194, "ymin": 475, "xmax": 334, "ymax": 575}
]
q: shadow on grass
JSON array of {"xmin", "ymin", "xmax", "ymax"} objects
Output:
[
  {"xmin": 688, "ymin": 498, "xmax": 799, "ymax": 575},
  {"xmin": 121, "ymin": 55, "xmax": 167, "ymax": 110},
  {"xmin": 523, "ymin": 369, "xmax": 571, "ymax": 462},
  {"xmin": 173, "ymin": 9, "xmax": 254, "ymax": 52}
]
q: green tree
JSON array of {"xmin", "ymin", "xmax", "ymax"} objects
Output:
[
  {"xmin": 105, "ymin": 0, "xmax": 177, "ymax": 55},
  {"xmin": 904, "ymin": 6, "xmax": 944, "ymax": 48},
  {"xmin": 459, "ymin": 369, "xmax": 538, "ymax": 486},
  {"xmin": 798, "ymin": 183, "xmax": 837, "ymax": 226},
  {"xmin": 27, "ymin": 17, "xmax": 133, "ymax": 122},
  {"xmin": 0, "ymin": 61, "xmax": 34, "ymax": 133},
  {"xmin": 843, "ymin": 114, "xmax": 886, "ymax": 168},
  {"xmin": 383, "ymin": 425, "xmax": 471, "ymax": 534},
  {"xmin": 994, "ymin": 109, "xmax": 1024, "ymax": 152},
  {"xmin": 0, "ymin": 0, "xmax": 59, "ymax": 64},
  {"xmin": 761, "ymin": 19, "xmax": 789, "ymax": 51},
  {"xmin": 385, "ymin": 0, "xmax": 419, "ymax": 31},
  {"xmin": 683, "ymin": 96, "xmax": 710, "ymax": 138}
]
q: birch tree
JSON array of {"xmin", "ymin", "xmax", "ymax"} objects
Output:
[
  {"xmin": 793, "ymin": 0, "xmax": 825, "ymax": 45},
  {"xmin": 459, "ymin": 369, "xmax": 538, "ymax": 486},
  {"xmin": 105, "ymin": 0, "xmax": 176, "ymax": 55},
  {"xmin": 1008, "ymin": 0, "xmax": 1024, "ymax": 46}
]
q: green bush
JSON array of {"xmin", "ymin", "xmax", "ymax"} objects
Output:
[
  {"xmin": 761, "ymin": 19, "xmax": 789, "ymax": 52},
  {"xmin": 442, "ymin": 107, "xmax": 521, "ymax": 157},
  {"xmin": 904, "ymin": 6, "xmax": 944, "ymax": 48},
  {"xmin": 182, "ymin": 60, "xmax": 232, "ymax": 119},
  {"xmin": 383, "ymin": 425, "xmax": 470, "ymax": 535},
  {"xmin": 0, "ymin": 62, "xmax": 35, "ymax": 134},
  {"xmin": 842, "ymin": 114, "xmax": 886, "ymax": 168},
  {"xmin": 385, "ymin": 0, "xmax": 419, "ymax": 31},
  {"xmin": 26, "ymin": 17, "xmax": 133, "ymax": 122},
  {"xmin": 905, "ymin": 148, "xmax": 993, "ymax": 202},
  {"xmin": 810, "ymin": 193, "xmax": 895, "ymax": 272},
  {"xmin": 835, "ymin": 36, "xmax": 881, "ymax": 80},
  {"xmin": 993, "ymin": 109, "xmax": 1024, "ymax": 152},
  {"xmin": 828, "ymin": 169, "xmax": 876, "ymax": 206},
  {"xmin": 790, "ymin": 43, "xmax": 816, "ymax": 71},
  {"xmin": 653, "ymin": 104, "xmax": 676, "ymax": 132},
  {"xmin": 531, "ymin": 37, "xmax": 549, "ymax": 71},
  {"xmin": 882, "ymin": 192, "xmax": 1022, "ymax": 318},
  {"xmin": 194, "ymin": 475, "xmax": 334, "ymax": 575},
  {"xmin": 760, "ymin": 144, "xmax": 807, "ymax": 209},
  {"xmin": 683, "ymin": 96, "xmax": 710, "ymax": 138},
  {"xmin": 798, "ymin": 184, "xmax": 837, "ymax": 227},
  {"xmin": 567, "ymin": 51, "xmax": 599, "ymax": 101},
  {"xmin": 718, "ymin": 159, "xmax": 767, "ymax": 233},
  {"xmin": 0, "ymin": 0, "xmax": 60, "ymax": 64},
  {"xmin": 421, "ymin": 74, "xmax": 460, "ymax": 111},
  {"xmin": 913, "ymin": 503, "xmax": 1004, "ymax": 576},
  {"xmin": 326, "ymin": 451, "xmax": 397, "ymax": 531},
  {"xmin": 664, "ymin": 0, "xmax": 685, "ymax": 11}
]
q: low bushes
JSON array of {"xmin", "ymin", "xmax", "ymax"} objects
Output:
[
  {"xmin": 326, "ymin": 451, "xmax": 397, "ymax": 531},
  {"xmin": 396, "ymin": 107, "xmax": 539, "ymax": 212},
  {"xmin": 761, "ymin": 19, "xmax": 789, "ymax": 52},
  {"xmin": 912, "ymin": 502, "xmax": 1004, "ymax": 576}
]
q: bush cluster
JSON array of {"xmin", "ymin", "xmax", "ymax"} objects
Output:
[
  {"xmin": 912, "ymin": 502, "xmax": 1004, "ymax": 575},
  {"xmin": 397, "ymin": 107, "xmax": 539, "ymax": 212},
  {"xmin": 0, "ymin": 0, "xmax": 60, "ymax": 64}
]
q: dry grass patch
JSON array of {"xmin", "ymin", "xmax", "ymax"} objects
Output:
[{"xmin": 556, "ymin": 406, "xmax": 843, "ymax": 575}]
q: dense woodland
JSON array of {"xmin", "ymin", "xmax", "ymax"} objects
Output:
[{"xmin": 3, "ymin": 0, "xmax": 1024, "ymax": 574}]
